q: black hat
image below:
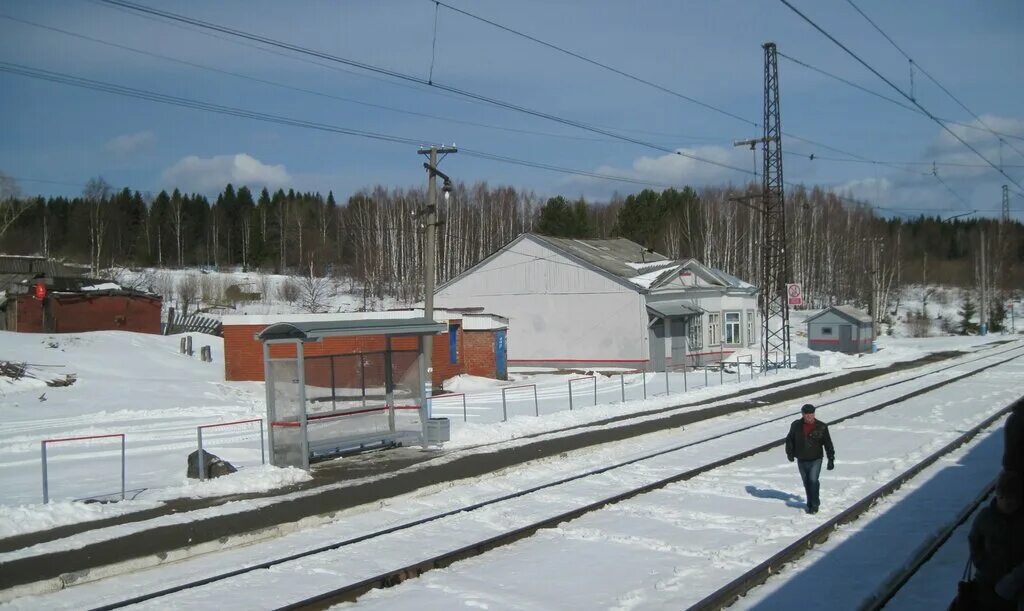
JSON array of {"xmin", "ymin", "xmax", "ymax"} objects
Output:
[{"xmin": 801, "ymin": 404, "xmax": 816, "ymax": 414}]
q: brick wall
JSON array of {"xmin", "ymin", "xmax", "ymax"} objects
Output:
[
  {"xmin": 15, "ymin": 296, "xmax": 44, "ymax": 332},
  {"xmin": 13, "ymin": 293, "xmax": 161, "ymax": 334},
  {"xmin": 223, "ymin": 320, "xmax": 501, "ymax": 386},
  {"xmin": 464, "ymin": 330, "xmax": 499, "ymax": 379}
]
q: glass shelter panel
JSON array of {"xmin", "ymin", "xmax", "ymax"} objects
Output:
[
  {"xmin": 267, "ymin": 358, "xmax": 305, "ymax": 468},
  {"xmin": 297, "ymin": 350, "xmax": 424, "ymax": 459}
]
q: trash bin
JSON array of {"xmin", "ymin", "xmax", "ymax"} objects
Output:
[{"xmin": 426, "ymin": 417, "xmax": 450, "ymax": 445}]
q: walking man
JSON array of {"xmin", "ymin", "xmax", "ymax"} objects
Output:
[{"xmin": 785, "ymin": 403, "xmax": 835, "ymax": 514}]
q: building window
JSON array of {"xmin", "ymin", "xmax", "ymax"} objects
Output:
[
  {"xmin": 746, "ymin": 309, "xmax": 755, "ymax": 345},
  {"xmin": 688, "ymin": 317, "xmax": 703, "ymax": 350},
  {"xmin": 708, "ymin": 312, "xmax": 721, "ymax": 346},
  {"xmin": 724, "ymin": 312, "xmax": 741, "ymax": 345},
  {"xmin": 822, "ymin": 326, "xmax": 833, "ymax": 336}
]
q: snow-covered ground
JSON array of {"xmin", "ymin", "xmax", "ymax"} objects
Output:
[
  {"xmin": 5, "ymin": 338, "xmax": 1019, "ymax": 610},
  {"xmin": 1, "ymin": 275, "xmax": 1023, "ymax": 608},
  {"xmin": 0, "ymin": 325, "xmax": 1006, "ymax": 531}
]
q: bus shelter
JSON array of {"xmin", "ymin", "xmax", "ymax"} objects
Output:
[{"xmin": 259, "ymin": 317, "xmax": 445, "ymax": 469}]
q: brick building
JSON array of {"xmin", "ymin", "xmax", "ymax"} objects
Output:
[
  {"xmin": 222, "ymin": 309, "xmax": 508, "ymax": 387},
  {"xmin": 0, "ymin": 258, "xmax": 161, "ymax": 334}
]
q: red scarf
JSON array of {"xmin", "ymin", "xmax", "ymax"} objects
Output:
[{"xmin": 803, "ymin": 421, "xmax": 815, "ymax": 437}]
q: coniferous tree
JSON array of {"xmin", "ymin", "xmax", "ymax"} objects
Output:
[{"xmin": 959, "ymin": 292, "xmax": 979, "ymax": 335}]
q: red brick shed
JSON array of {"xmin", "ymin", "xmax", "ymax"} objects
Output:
[
  {"xmin": 222, "ymin": 309, "xmax": 508, "ymax": 387},
  {"xmin": 1, "ymin": 277, "xmax": 162, "ymax": 334}
]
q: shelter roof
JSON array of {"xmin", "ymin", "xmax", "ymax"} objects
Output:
[
  {"xmin": 646, "ymin": 300, "xmax": 704, "ymax": 318},
  {"xmin": 258, "ymin": 317, "xmax": 446, "ymax": 342}
]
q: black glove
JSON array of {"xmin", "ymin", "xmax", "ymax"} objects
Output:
[
  {"xmin": 827, "ymin": 458, "xmax": 835, "ymax": 470},
  {"xmin": 788, "ymin": 456, "xmax": 794, "ymax": 462}
]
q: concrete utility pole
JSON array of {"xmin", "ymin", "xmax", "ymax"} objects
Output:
[{"xmin": 417, "ymin": 144, "xmax": 457, "ymax": 390}]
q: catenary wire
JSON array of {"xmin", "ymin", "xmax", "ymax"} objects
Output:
[
  {"xmin": 777, "ymin": 0, "xmax": 1024, "ymax": 192},
  {"xmin": 0, "ymin": 14, "xmax": 641, "ymax": 147},
  {"xmin": 94, "ymin": 0, "xmax": 981, "ymax": 207},
  {"xmin": 11, "ymin": 2, "xmax": 987, "ymax": 210},
  {"xmin": 96, "ymin": 0, "xmax": 754, "ymax": 177},
  {"xmin": 778, "ymin": 52, "xmax": 1024, "ymax": 144},
  {"xmin": 0, "ymin": 62, "xmax": 684, "ymax": 191},
  {"xmin": 844, "ymin": 0, "xmax": 1024, "ymax": 160},
  {"xmin": 90, "ymin": 0, "xmax": 733, "ymax": 146},
  {"xmin": 424, "ymin": 0, "xmax": 980, "ymax": 180},
  {"xmin": 421, "ymin": 0, "xmax": 986, "ymax": 208}
]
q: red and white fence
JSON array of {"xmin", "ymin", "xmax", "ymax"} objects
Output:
[{"xmin": 41, "ymin": 433, "xmax": 125, "ymax": 504}]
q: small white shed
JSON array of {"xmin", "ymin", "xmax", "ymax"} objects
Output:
[{"xmin": 806, "ymin": 305, "xmax": 874, "ymax": 354}]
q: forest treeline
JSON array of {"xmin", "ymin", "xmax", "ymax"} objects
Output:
[{"xmin": 0, "ymin": 173, "xmax": 1021, "ymax": 311}]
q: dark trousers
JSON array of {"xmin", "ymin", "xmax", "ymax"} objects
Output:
[{"xmin": 797, "ymin": 458, "xmax": 822, "ymax": 511}]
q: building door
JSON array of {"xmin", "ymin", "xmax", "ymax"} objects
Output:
[
  {"xmin": 495, "ymin": 330, "xmax": 507, "ymax": 380},
  {"xmin": 648, "ymin": 318, "xmax": 666, "ymax": 371},
  {"xmin": 840, "ymin": 325, "xmax": 853, "ymax": 353},
  {"xmin": 670, "ymin": 317, "xmax": 688, "ymax": 367}
]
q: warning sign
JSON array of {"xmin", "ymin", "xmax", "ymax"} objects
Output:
[{"xmin": 786, "ymin": 283, "xmax": 802, "ymax": 306}]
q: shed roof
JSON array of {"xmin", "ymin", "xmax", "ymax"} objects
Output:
[
  {"xmin": 805, "ymin": 304, "xmax": 873, "ymax": 325},
  {"xmin": 258, "ymin": 317, "xmax": 446, "ymax": 342}
]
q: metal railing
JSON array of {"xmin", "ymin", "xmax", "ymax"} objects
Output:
[
  {"xmin": 41, "ymin": 432, "xmax": 125, "ymax": 504},
  {"xmin": 197, "ymin": 418, "xmax": 266, "ymax": 481},
  {"xmin": 501, "ymin": 384, "xmax": 539, "ymax": 422},
  {"xmin": 432, "ymin": 393, "xmax": 468, "ymax": 422},
  {"xmin": 567, "ymin": 376, "xmax": 597, "ymax": 410}
]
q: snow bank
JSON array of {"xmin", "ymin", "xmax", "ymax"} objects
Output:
[
  {"xmin": 0, "ymin": 500, "xmax": 161, "ymax": 539},
  {"xmin": 145, "ymin": 465, "xmax": 312, "ymax": 501}
]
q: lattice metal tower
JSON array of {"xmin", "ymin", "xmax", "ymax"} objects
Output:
[
  {"xmin": 1004, "ymin": 185, "xmax": 1011, "ymax": 224},
  {"xmin": 760, "ymin": 42, "xmax": 792, "ymax": 370}
]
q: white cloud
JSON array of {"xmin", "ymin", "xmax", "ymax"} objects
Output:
[
  {"xmin": 161, "ymin": 153, "xmax": 292, "ymax": 193},
  {"xmin": 104, "ymin": 130, "xmax": 155, "ymax": 155},
  {"xmin": 924, "ymin": 114, "xmax": 1024, "ymax": 180},
  {"xmin": 566, "ymin": 145, "xmax": 754, "ymax": 197}
]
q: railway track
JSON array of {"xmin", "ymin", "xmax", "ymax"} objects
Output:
[{"xmin": 54, "ymin": 342, "xmax": 1023, "ymax": 610}]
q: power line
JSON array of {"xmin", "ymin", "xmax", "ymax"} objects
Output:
[
  {"xmin": 97, "ymin": 0, "xmax": 753, "ymax": 177},
  {"xmin": 95, "ymin": 0, "xmax": 982, "ymax": 208},
  {"xmin": 431, "ymin": 0, "xmax": 757, "ymax": 128},
  {"xmin": 0, "ymin": 62, "xmax": 682, "ymax": 191},
  {"xmin": 791, "ymin": 153, "xmax": 1024, "ymax": 171},
  {"xmin": 0, "ymin": 13, "xmax": 634, "ymax": 147},
  {"xmin": 778, "ymin": 52, "xmax": 1024, "ymax": 144},
  {"xmin": 843, "ymin": 0, "xmax": 1024, "ymax": 161},
  {"xmin": 423, "ymin": 0, "xmax": 985, "ymax": 204},
  {"xmin": 778, "ymin": 0, "xmax": 1024, "ymax": 192}
]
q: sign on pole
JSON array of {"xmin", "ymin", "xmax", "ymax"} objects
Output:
[{"xmin": 786, "ymin": 283, "xmax": 803, "ymax": 306}]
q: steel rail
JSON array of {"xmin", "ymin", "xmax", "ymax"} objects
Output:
[
  {"xmin": 282, "ymin": 350, "xmax": 1024, "ymax": 609},
  {"xmin": 689, "ymin": 405, "xmax": 1013, "ymax": 610},
  {"xmin": 82, "ymin": 345, "xmax": 1024, "ymax": 610},
  {"xmin": 858, "ymin": 479, "xmax": 996, "ymax": 611}
]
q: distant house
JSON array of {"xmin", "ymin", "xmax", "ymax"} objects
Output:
[
  {"xmin": 805, "ymin": 305, "xmax": 874, "ymax": 354},
  {"xmin": 432, "ymin": 233, "xmax": 759, "ymax": 370},
  {"xmin": 0, "ymin": 255, "xmax": 161, "ymax": 334}
]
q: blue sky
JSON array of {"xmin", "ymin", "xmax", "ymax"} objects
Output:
[{"xmin": 0, "ymin": 0, "xmax": 1021, "ymax": 218}]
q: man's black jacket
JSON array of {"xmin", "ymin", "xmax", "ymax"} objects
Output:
[{"xmin": 785, "ymin": 419, "xmax": 835, "ymax": 462}]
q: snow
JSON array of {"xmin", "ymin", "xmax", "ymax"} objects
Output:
[
  {"xmin": 627, "ymin": 266, "xmax": 673, "ymax": 289},
  {"xmin": 0, "ymin": 281, "xmax": 1021, "ymax": 608},
  {"xmin": 78, "ymin": 282, "xmax": 122, "ymax": 292},
  {"xmin": 8, "ymin": 340, "xmax": 1019, "ymax": 609}
]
